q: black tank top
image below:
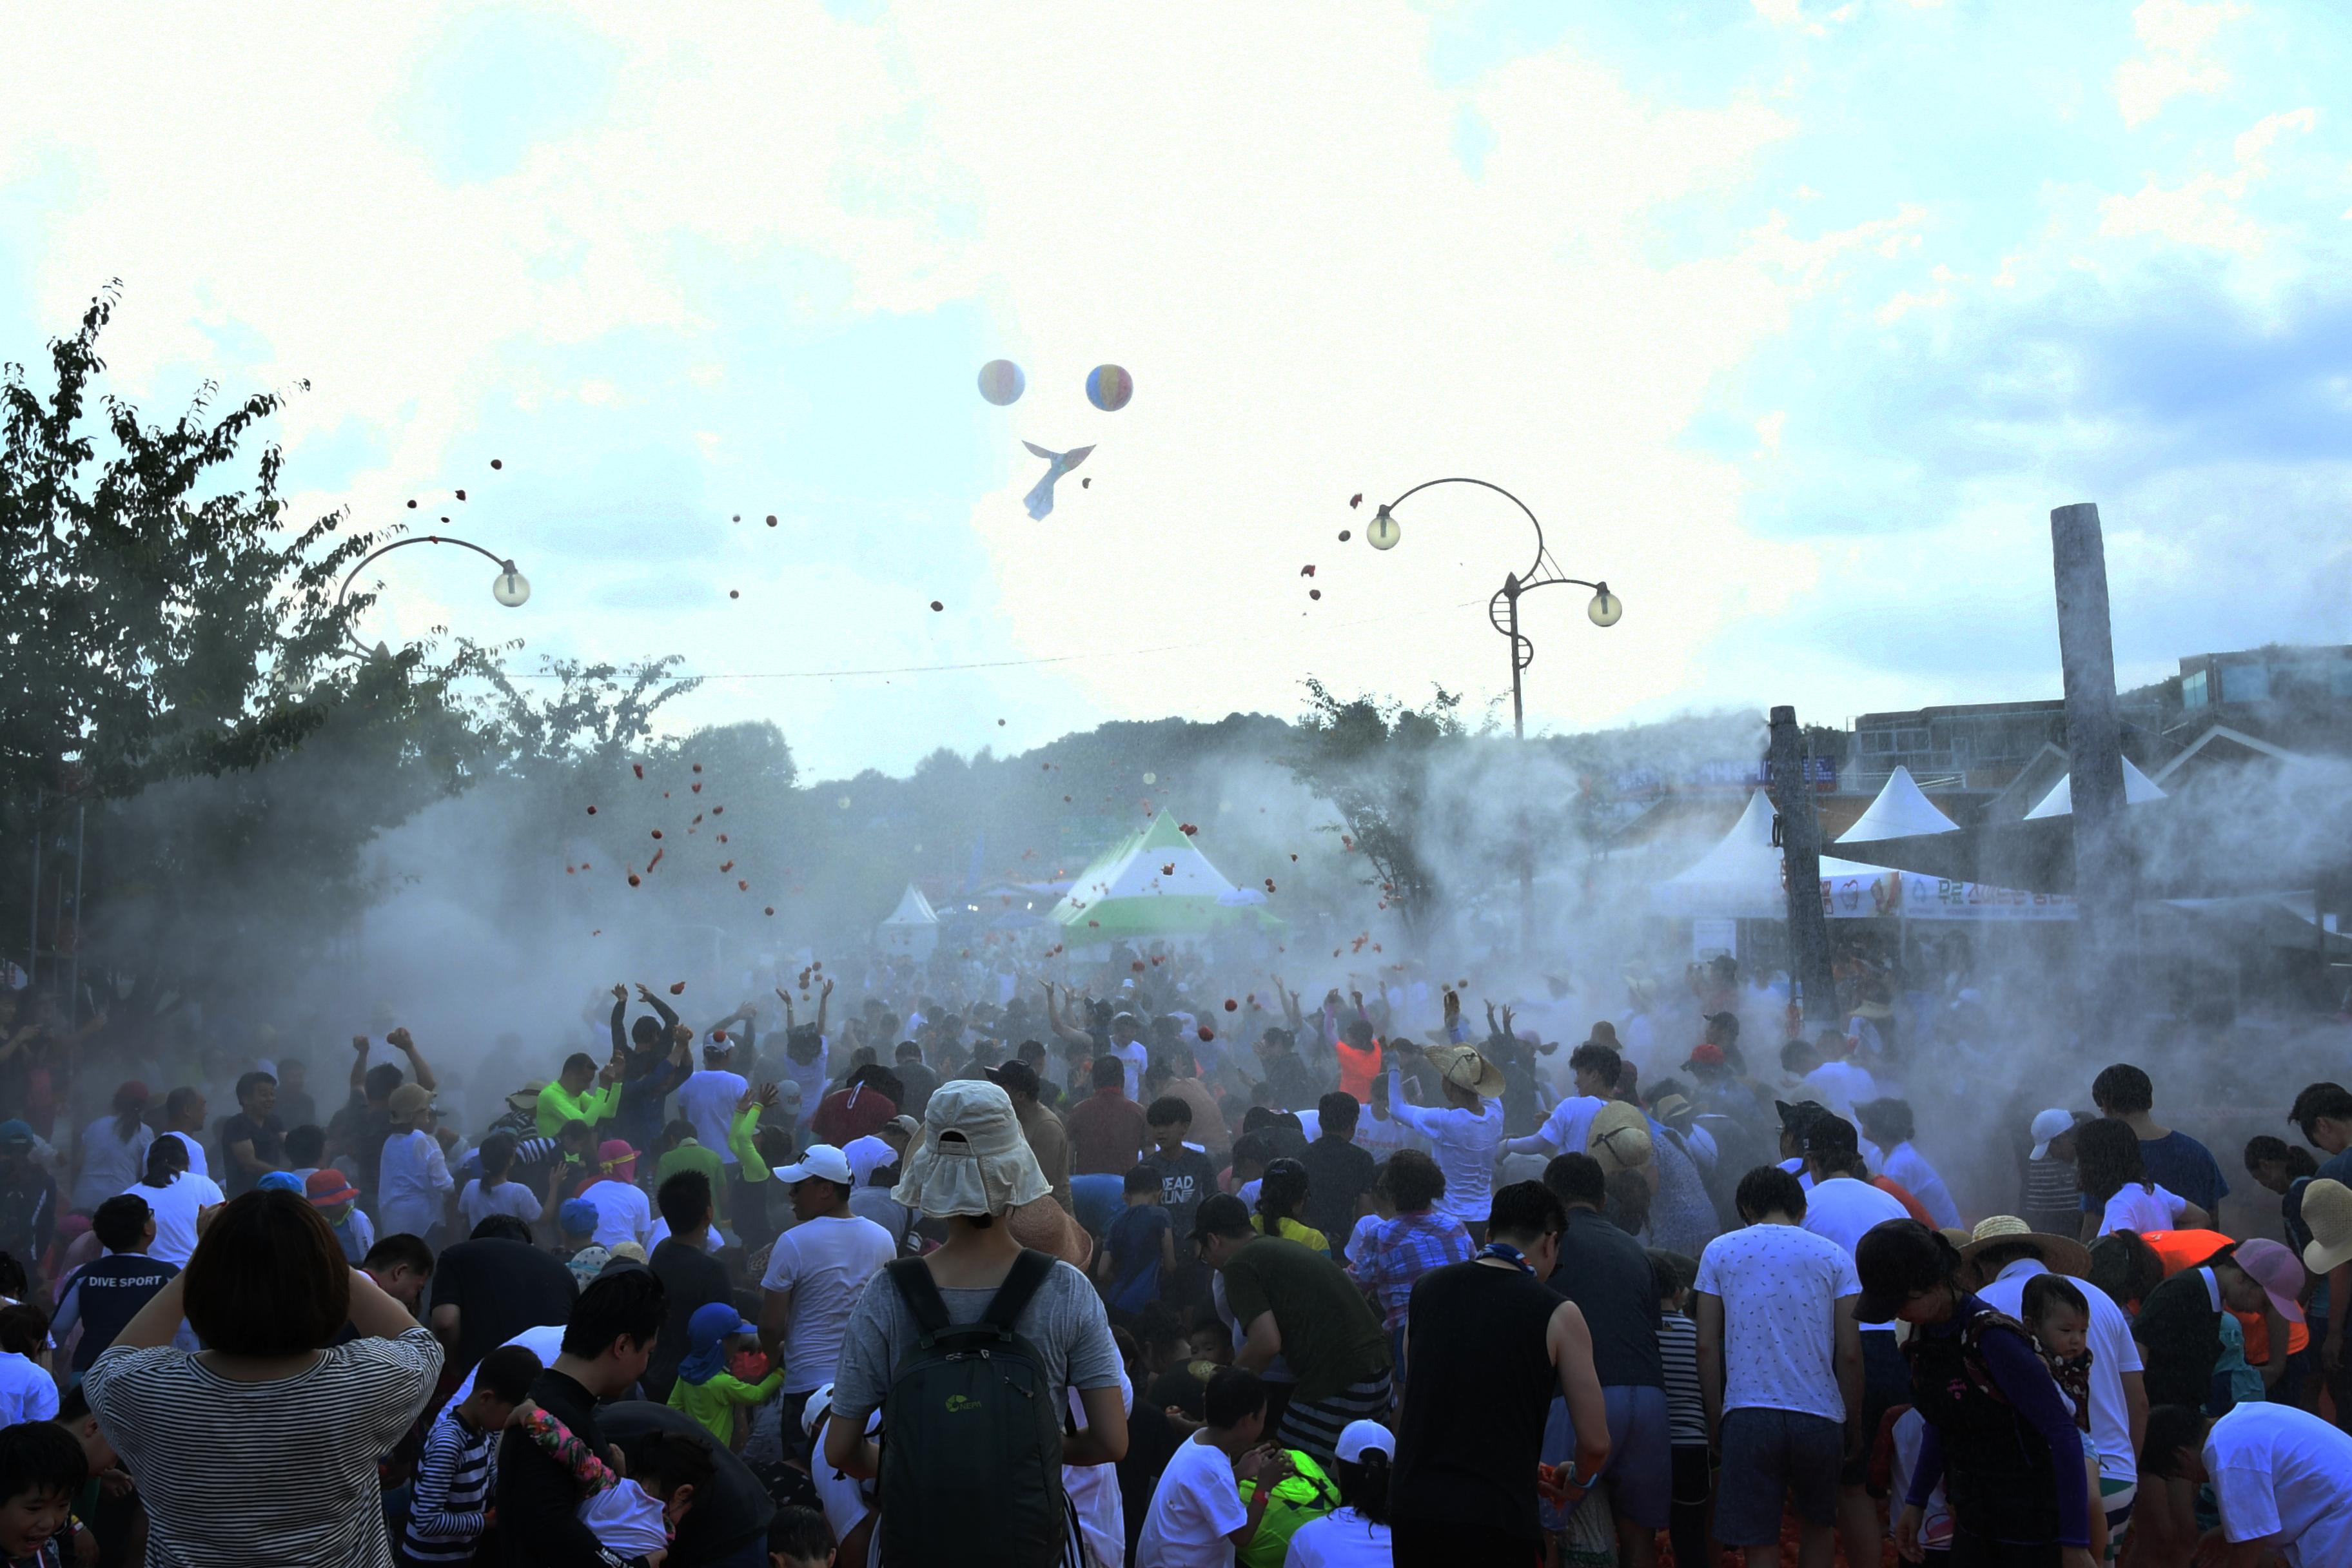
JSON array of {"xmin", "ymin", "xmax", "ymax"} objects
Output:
[{"xmin": 1391, "ymin": 1259, "xmax": 1560, "ymax": 1541}]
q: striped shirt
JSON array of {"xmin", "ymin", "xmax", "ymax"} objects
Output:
[
  {"xmin": 1658, "ymin": 1310, "xmax": 1706, "ymax": 1446},
  {"xmin": 404, "ymin": 1404, "xmax": 500, "ymax": 1562},
  {"xmin": 84, "ymin": 1326, "xmax": 441, "ymax": 1568}
]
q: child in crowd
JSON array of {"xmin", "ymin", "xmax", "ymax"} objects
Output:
[
  {"xmin": 2077, "ymin": 1119, "xmax": 2206, "ymax": 1237},
  {"xmin": 667, "ymin": 1302, "xmax": 783, "ymax": 1449},
  {"xmin": 1649, "ymin": 1249, "xmax": 1709, "ymax": 1568},
  {"xmin": 458, "ymin": 1132, "xmax": 544, "ymax": 1235},
  {"xmin": 1249, "ymin": 1159, "xmax": 1328, "ymax": 1254},
  {"xmin": 768, "ymin": 1504, "xmax": 836, "ymax": 1568},
  {"xmin": 558, "ymin": 1199, "xmax": 609, "ymax": 1287},
  {"xmin": 402, "ymin": 1344, "xmax": 541, "ymax": 1565},
  {"xmin": 280, "ymin": 1124, "xmax": 325, "ymax": 1185},
  {"xmin": 2018, "ymin": 1274, "xmax": 2110, "ymax": 1565},
  {"xmin": 1135, "ymin": 1366, "xmax": 1294, "ymax": 1565},
  {"xmin": 1142, "ymin": 1098, "xmax": 1216, "ymax": 1237},
  {"xmin": 0, "ymin": 1421, "xmax": 87, "ymax": 1568},
  {"xmin": 303, "ymin": 1168, "xmax": 373, "ymax": 1263},
  {"xmin": 2243, "ymin": 1135, "xmax": 2320, "ymax": 1251},
  {"xmin": 2022, "ymin": 1110, "xmax": 2082, "ymax": 1239},
  {"xmin": 514, "ymin": 1402, "xmax": 713, "ymax": 1560},
  {"xmin": 0, "ymin": 1307, "xmax": 57, "ymax": 1426},
  {"xmin": 1095, "ymin": 1166, "xmax": 1175, "ymax": 1324}
]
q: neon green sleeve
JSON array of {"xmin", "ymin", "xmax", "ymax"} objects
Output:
[{"xmin": 729, "ymin": 1104, "xmax": 767, "ymax": 1179}]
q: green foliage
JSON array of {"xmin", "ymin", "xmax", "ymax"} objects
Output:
[
  {"xmin": 0, "ymin": 284, "xmax": 386, "ymax": 800},
  {"xmin": 1283, "ymin": 678, "xmax": 1465, "ymax": 932}
]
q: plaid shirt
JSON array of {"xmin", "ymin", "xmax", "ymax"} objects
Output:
[{"xmin": 1350, "ymin": 1210, "xmax": 1475, "ymax": 1330}]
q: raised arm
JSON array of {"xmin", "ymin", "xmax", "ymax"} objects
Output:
[
  {"xmin": 815, "ymin": 976, "xmax": 833, "ymax": 1036},
  {"xmin": 609, "ymin": 985, "xmax": 629, "ymax": 1057},
  {"xmin": 1043, "ymin": 982, "xmax": 1093, "ymax": 1048},
  {"xmin": 387, "ymin": 1027, "xmax": 438, "ymax": 1093},
  {"xmin": 637, "ymin": 983, "xmax": 680, "ymax": 1033},
  {"xmin": 349, "ymin": 1035, "xmax": 371, "ymax": 1095}
]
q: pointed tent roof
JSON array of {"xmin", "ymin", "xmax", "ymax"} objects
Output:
[
  {"xmin": 1050, "ymin": 815, "xmax": 1275, "ymax": 940},
  {"xmin": 2023, "ymin": 758, "xmax": 2166, "ymax": 820},
  {"xmin": 879, "ymin": 884, "xmax": 938, "ymax": 926},
  {"xmin": 1837, "ymin": 765, "xmax": 1959, "ymax": 843}
]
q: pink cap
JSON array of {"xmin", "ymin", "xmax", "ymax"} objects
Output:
[{"xmin": 2231, "ymin": 1239, "xmax": 2306, "ymax": 1324}]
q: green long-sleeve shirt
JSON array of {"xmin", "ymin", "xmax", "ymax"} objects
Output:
[
  {"xmin": 666, "ymin": 1366, "xmax": 784, "ymax": 1447},
  {"xmin": 535, "ymin": 1079, "xmax": 620, "ymax": 1139}
]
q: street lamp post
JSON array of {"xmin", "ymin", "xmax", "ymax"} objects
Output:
[
  {"xmin": 335, "ymin": 534, "xmax": 530, "ymax": 656},
  {"xmin": 1364, "ymin": 478, "xmax": 1620, "ymax": 953}
]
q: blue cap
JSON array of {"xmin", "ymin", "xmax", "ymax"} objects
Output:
[
  {"xmin": 0, "ymin": 1120, "xmax": 33, "ymax": 1145},
  {"xmin": 255, "ymin": 1171, "xmax": 306, "ymax": 1195},
  {"xmin": 688, "ymin": 1299, "xmax": 759, "ymax": 1346},
  {"xmin": 559, "ymin": 1198, "xmax": 599, "ymax": 1236}
]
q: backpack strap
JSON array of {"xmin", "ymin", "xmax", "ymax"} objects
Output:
[
  {"xmin": 886, "ymin": 1257, "xmax": 953, "ymax": 1340},
  {"xmin": 981, "ymin": 1250, "xmax": 1056, "ymax": 1334}
]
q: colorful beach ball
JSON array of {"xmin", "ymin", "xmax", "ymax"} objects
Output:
[
  {"xmin": 977, "ymin": 359, "xmax": 1025, "ymax": 406},
  {"xmin": 1085, "ymin": 364, "xmax": 1133, "ymax": 412}
]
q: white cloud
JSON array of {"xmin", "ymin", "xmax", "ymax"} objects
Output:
[
  {"xmin": 2113, "ymin": 0, "xmax": 2248, "ymax": 128},
  {"xmin": 2098, "ymin": 107, "xmax": 2318, "ymax": 256},
  {"xmin": 1750, "ymin": 0, "xmax": 1860, "ymax": 38}
]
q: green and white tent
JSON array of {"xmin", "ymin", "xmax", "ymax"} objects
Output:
[{"xmin": 1050, "ymin": 814, "xmax": 1278, "ymax": 944}]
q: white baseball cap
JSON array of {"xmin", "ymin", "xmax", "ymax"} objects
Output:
[
  {"xmin": 2029, "ymin": 1108, "xmax": 2075, "ymax": 1161},
  {"xmin": 1335, "ymin": 1419, "xmax": 1395, "ymax": 1464},
  {"xmin": 775, "ymin": 1143, "xmax": 854, "ymax": 1186},
  {"xmin": 799, "ymin": 1382, "xmax": 835, "ymax": 1436}
]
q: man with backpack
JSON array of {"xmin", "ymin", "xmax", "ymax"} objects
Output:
[{"xmin": 825, "ymin": 1079, "xmax": 1126, "ymax": 1565}]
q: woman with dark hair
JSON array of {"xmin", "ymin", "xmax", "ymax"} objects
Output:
[
  {"xmin": 1253, "ymin": 1157, "xmax": 1329, "ymax": 1253},
  {"xmin": 81, "ymin": 1188, "xmax": 441, "ymax": 1565},
  {"xmin": 1282, "ymin": 1417, "xmax": 1393, "ymax": 1565},
  {"xmin": 123, "ymin": 1132, "xmax": 222, "ymax": 1268},
  {"xmin": 1856, "ymin": 1220, "xmax": 2095, "ymax": 1567},
  {"xmin": 2077, "ymin": 1119, "xmax": 2207, "ymax": 1239}
]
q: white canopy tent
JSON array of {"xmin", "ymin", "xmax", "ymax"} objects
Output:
[
  {"xmin": 876, "ymin": 883, "xmax": 940, "ymax": 958},
  {"xmin": 2022, "ymin": 758, "xmax": 2167, "ymax": 819},
  {"xmin": 1836, "ymin": 766, "xmax": 1959, "ymax": 843},
  {"xmin": 1652, "ymin": 792, "xmax": 2074, "ymax": 923}
]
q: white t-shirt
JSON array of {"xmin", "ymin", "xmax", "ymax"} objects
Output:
[
  {"xmin": 161, "ymin": 1129, "xmax": 209, "ymax": 1181},
  {"xmin": 1384, "ymin": 1079, "xmax": 1505, "ymax": 1230},
  {"xmin": 676, "ymin": 1069, "xmax": 750, "ymax": 1168},
  {"xmin": 1693, "ymin": 1221, "xmax": 1861, "ymax": 1423},
  {"xmin": 1878, "ymin": 1142, "xmax": 1961, "ymax": 1230},
  {"xmin": 127, "ymin": 1171, "xmax": 226, "ymax": 1266},
  {"xmin": 1283, "ymin": 1506, "xmax": 1390, "ymax": 1567},
  {"xmin": 1535, "ymin": 1095, "xmax": 1607, "ymax": 1157},
  {"xmin": 759, "ymin": 1213, "xmax": 897, "ymax": 1393},
  {"xmin": 0, "ymin": 1350, "xmax": 59, "ymax": 1424},
  {"xmin": 1137, "ymin": 1431, "xmax": 1246, "ymax": 1568},
  {"xmin": 2098, "ymin": 1184, "xmax": 2188, "ymax": 1237},
  {"xmin": 1801, "ymin": 1062, "xmax": 1877, "ymax": 1116},
  {"xmin": 458, "ymin": 1177, "xmax": 542, "ymax": 1233},
  {"xmin": 841, "ymin": 1135, "xmax": 896, "ymax": 1190},
  {"xmin": 813, "ymin": 1409, "xmax": 881, "ymax": 1550},
  {"xmin": 74, "ymin": 1117, "xmax": 155, "ymax": 1211},
  {"xmin": 449, "ymin": 1323, "xmax": 566, "ymax": 1406},
  {"xmin": 578, "ymin": 1179, "xmax": 652, "ymax": 1248},
  {"xmin": 1799, "ymin": 1177, "xmax": 1912, "ymax": 1329},
  {"xmin": 2203, "ymin": 1401, "xmax": 2352, "ymax": 1567},
  {"xmin": 377, "ymin": 1129, "xmax": 455, "ymax": 1240},
  {"xmin": 1111, "ymin": 1041, "xmax": 1148, "ymax": 1102},
  {"xmin": 1977, "ymin": 1259, "xmax": 2145, "ymax": 1484},
  {"xmin": 1064, "ymin": 1373, "xmax": 1133, "ymax": 1568}
]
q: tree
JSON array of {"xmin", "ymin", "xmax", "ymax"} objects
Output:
[
  {"xmin": 1282, "ymin": 678, "xmax": 1465, "ymax": 934},
  {"xmin": 0, "ymin": 284, "xmax": 389, "ymax": 802}
]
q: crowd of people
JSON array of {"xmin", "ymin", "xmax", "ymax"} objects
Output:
[{"xmin": 0, "ymin": 950, "xmax": 2347, "ymax": 1566}]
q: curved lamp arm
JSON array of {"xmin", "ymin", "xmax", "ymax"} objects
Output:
[
  {"xmin": 1369, "ymin": 478, "xmax": 1618, "ymax": 676},
  {"xmin": 336, "ymin": 533, "xmax": 528, "ymax": 655}
]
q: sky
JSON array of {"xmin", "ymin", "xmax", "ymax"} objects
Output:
[{"xmin": 3, "ymin": 0, "xmax": 2348, "ymax": 779}]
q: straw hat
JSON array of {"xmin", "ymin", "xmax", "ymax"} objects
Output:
[
  {"xmin": 1425, "ymin": 1045, "xmax": 1507, "ymax": 1100},
  {"xmin": 1959, "ymin": 1215, "xmax": 2092, "ymax": 1280},
  {"xmin": 891, "ymin": 1079, "xmax": 1050, "ymax": 1219},
  {"xmin": 1588, "ymin": 1101, "xmax": 1654, "ymax": 1175},
  {"xmin": 2300, "ymin": 1179, "xmax": 2352, "ymax": 1276}
]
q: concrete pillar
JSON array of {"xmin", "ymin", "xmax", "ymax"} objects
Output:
[
  {"xmin": 1769, "ymin": 705, "xmax": 1840, "ymax": 1026},
  {"xmin": 2050, "ymin": 502, "xmax": 2137, "ymax": 1044}
]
